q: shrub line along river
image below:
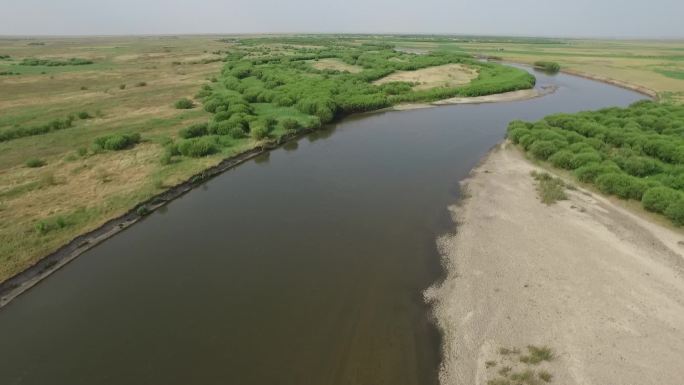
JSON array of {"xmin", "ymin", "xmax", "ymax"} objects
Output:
[{"xmin": 0, "ymin": 66, "xmax": 645, "ymax": 385}]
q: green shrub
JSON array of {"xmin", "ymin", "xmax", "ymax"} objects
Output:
[
  {"xmin": 534, "ymin": 61, "xmax": 561, "ymax": 73},
  {"xmin": 280, "ymin": 118, "xmax": 302, "ymax": 131},
  {"xmin": 21, "ymin": 57, "xmax": 93, "ymax": 66},
  {"xmin": 641, "ymin": 187, "xmax": 681, "ymax": 214},
  {"xmin": 35, "ymin": 215, "xmax": 69, "ymax": 235},
  {"xmin": 529, "ymin": 140, "xmax": 558, "ymax": 160},
  {"xmin": 665, "ymin": 199, "xmax": 684, "ymax": 226},
  {"xmin": 78, "ymin": 111, "xmax": 92, "ymax": 119},
  {"xmin": 251, "ymin": 126, "xmax": 269, "ymax": 140},
  {"xmin": 548, "ymin": 150, "xmax": 574, "ymax": 169},
  {"xmin": 93, "ymin": 133, "xmax": 141, "ymax": 151},
  {"xmin": 570, "ymin": 152, "xmax": 602, "ymax": 169},
  {"xmin": 0, "ymin": 116, "xmax": 74, "ymax": 143},
  {"xmin": 177, "ymin": 137, "xmax": 218, "ymax": 157},
  {"xmin": 136, "ymin": 81, "xmax": 147, "ymax": 87},
  {"xmin": 26, "ymin": 158, "xmax": 46, "ymax": 168},
  {"xmin": 119, "ymin": 84, "xmax": 126, "ymax": 90},
  {"xmin": 174, "ymin": 98, "xmax": 195, "ymax": 109},
  {"xmin": 574, "ymin": 163, "xmax": 613, "ymax": 183},
  {"xmin": 595, "ymin": 173, "xmax": 648, "ymax": 200},
  {"xmin": 228, "ymin": 126, "xmax": 247, "ymax": 139},
  {"xmin": 178, "ymin": 123, "xmax": 209, "ymax": 139}
]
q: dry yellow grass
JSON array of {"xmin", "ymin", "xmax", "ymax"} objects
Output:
[
  {"xmin": 309, "ymin": 58, "xmax": 363, "ymax": 73},
  {"xmin": 0, "ymin": 36, "xmax": 237, "ymax": 282},
  {"xmin": 373, "ymin": 63, "xmax": 478, "ymax": 90}
]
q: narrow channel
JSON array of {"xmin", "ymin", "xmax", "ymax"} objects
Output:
[{"xmin": 0, "ymin": 68, "xmax": 645, "ymax": 385}]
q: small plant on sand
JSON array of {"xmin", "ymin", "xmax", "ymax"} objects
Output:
[
  {"xmin": 485, "ymin": 360, "xmax": 497, "ymax": 368},
  {"xmin": 487, "ymin": 379, "xmax": 511, "ymax": 385},
  {"xmin": 498, "ymin": 366, "xmax": 512, "ymax": 376},
  {"xmin": 510, "ymin": 369, "xmax": 537, "ymax": 383},
  {"xmin": 520, "ymin": 345, "xmax": 554, "ymax": 364},
  {"xmin": 538, "ymin": 370, "xmax": 553, "ymax": 383},
  {"xmin": 498, "ymin": 347, "xmax": 520, "ymax": 355},
  {"xmin": 531, "ymin": 171, "xmax": 567, "ymax": 205}
]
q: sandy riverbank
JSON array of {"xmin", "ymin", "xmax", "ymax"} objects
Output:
[
  {"xmin": 393, "ymin": 86, "xmax": 557, "ymax": 111},
  {"xmin": 427, "ymin": 142, "xmax": 684, "ymax": 385}
]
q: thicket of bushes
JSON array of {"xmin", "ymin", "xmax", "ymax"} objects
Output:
[
  {"xmin": 93, "ymin": 133, "xmax": 141, "ymax": 151},
  {"xmin": 509, "ymin": 100, "xmax": 684, "ymax": 225},
  {"xmin": 167, "ymin": 38, "xmax": 534, "ymax": 162},
  {"xmin": 20, "ymin": 57, "xmax": 93, "ymax": 66},
  {"xmin": 0, "ymin": 116, "xmax": 75, "ymax": 142}
]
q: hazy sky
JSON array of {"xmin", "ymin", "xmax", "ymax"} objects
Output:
[{"xmin": 1, "ymin": 0, "xmax": 682, "ymax": 38}]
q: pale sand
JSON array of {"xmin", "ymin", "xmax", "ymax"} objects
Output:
[
  {"xmin": 426, "ymin": 142, "xmax": 684, "ymax": 385},
  {"xmin": 392, "ymin": 86, "xmax": 556, "ymax": 111}
]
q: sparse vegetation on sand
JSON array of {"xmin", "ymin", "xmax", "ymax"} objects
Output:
[
  {"xmin": 509, "ymin": 100, "xmax": 684, "ymax": 225},
  {"xmin": 485, "ymin": 345, "xmax": 556, "ymax": 385},
  {"xmin": 531, "ymin": 171, "xmax": 568, "ymax": 204}
]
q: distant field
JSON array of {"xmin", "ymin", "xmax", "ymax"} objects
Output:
[{"xmin": 386, "ymin": 37, "xmax": 684, "ymax": 104}]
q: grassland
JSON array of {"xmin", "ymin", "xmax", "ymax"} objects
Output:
[
  {"xmin": 0, "ymin": 36, "xmax": 241, "ymax": 281},
  {"xmin": 0, "ymin": 35, "xmax": 537, "ymax": 284},
  {"xmin": 382, "ymin": 36, "xmax": 684, "ymax": 103}
]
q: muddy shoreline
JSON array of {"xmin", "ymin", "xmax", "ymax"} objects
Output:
[{"xmin": 0, "ymin": 130, "xmax": 311, "ymax": 308}]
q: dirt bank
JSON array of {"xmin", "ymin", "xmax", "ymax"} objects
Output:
[
  {"xmin": 427, "ymin": 142, "xmax": 684, "ymax": 385},
  {"xmin": 0, "ymin": 131, "xmax": 309, "ymax": 309}
]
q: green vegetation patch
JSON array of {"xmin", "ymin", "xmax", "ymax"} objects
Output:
[
  {"xmin": 531, "ymin": 171, "xmax": 568, "ymax": 205},
  {"xmin": 93, "ymin": 133, "xmax": 141, "ymax": 151},
  {"xmin": 509, "ymin": 100, "xmax": 684, "ymax": 225},
  {"xmin": 20, "ymin": 57, "xmax": 94, "ymax": 66},
  {"xmin": 533, "ymin": 61, "xmax": 560, "ymax": 74},
  {"xmin": 0, "ymin": 116, "xmax": 75, "ymax": 143},
  {"xmin": 655, "ymin": 68, "xmax": 684, "ymax": 80}
]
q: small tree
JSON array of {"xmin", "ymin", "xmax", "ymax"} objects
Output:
[{"xmin": 174, "ymin": 98, "xmax": 195, "ymax": 109}]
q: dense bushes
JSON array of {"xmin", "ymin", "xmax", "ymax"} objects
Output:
[
  {"xmin": 93, "ymin": 133, "xmax": 141, "ymax": 151},
  {"xmin": 179, "ymin": 123, "xmax": 209, "ymax": 138},
  {"xmin": 181, "ymin": 38, "xmax": 536, "ymax": 163},
  {"xmin": 144, "ymin": 39, "xmax": 534, "ymax": 166},
  {"xmin": 0, "ymin": 116, "xmax": 75, "ymax": 142},
  {"xmin": 534, "ymin": 61, "xmax": 560, "ymax": 73},
  {"xmin": 176, "ymin": 137, "xmax": 219, "ymax": 157},
  {"xmin": 509, "ymin": 100, "xmax": 684, "ymax": 225},
  {"xmin": 20, "ymin": 57, "xmax": 93, "ymax": 66}
]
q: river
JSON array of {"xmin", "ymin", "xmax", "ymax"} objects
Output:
[{"xmin": 0, "ymin": 67, "xmax": 645, "ymax": 385}]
